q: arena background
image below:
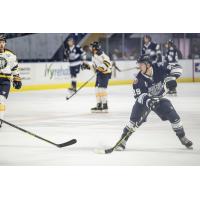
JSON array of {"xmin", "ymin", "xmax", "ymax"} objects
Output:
[{"xmin": 6, "ymin": 33, "xmax": 200, "ymax": 92}]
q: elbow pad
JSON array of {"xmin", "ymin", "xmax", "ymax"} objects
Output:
[{"xmin": 167, "ymin": 64, "xmax": 183, "ymax": 78}]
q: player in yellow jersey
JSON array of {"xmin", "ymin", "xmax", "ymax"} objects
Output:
[
  {"xmin": 82, "ymin": 41, "xmax": 112, "ymax": 113},
  {"xmin": 0, "ymin": 34, "xmax": 22, "ymax": 127}
]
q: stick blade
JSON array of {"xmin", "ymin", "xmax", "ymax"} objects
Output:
[{"xmin": 57, "ymin": 139, "xmax": 77, "ymax": 148}]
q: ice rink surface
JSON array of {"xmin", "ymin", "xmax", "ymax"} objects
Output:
[{"xmin": 0, "ymin": 83, "xmax": 200, "ymax": 166}]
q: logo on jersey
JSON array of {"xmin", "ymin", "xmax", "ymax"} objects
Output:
[
  {"xmin": 0, "ymin": 57, "xmax": 7, "ymax": 69},
  {"xmin": 148, "ymin": 81, "xmax": 163, "ymax": 96}
]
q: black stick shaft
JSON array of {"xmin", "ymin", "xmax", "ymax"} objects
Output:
[
  {"xmin": 1, "ymin": 119, "xmax": 59, "ymax": 147},
  {"xmin": 112, "ymin": 63, "xmax": 121, "ymax": 72},
  {"xmin": 112, "ymin": 62, "xmax": 137, "ymax": 72},
  {"xmin": 66, "ymin": 74, "xmax": 95, "ymax": 100}
]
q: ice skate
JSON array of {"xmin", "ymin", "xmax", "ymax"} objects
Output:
[
  {"xmin": 178, "ymin": 136, "xmax": 193, "ymax": 149},
  {"xmin": 91, "ymin": 103, "xmax": 102, "ymax": 113},
  {"xmin": 66, "ymin": 87, "xmax": 77, "ymax": 99},
  {"xmin": 102, "ymin": 103, "xmax": 108, "ymax": 113},
  {"xmin": 68, "ymin": 87, "xmax": 76, "ymax": 93}
]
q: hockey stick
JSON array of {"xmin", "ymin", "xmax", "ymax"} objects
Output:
[
  {"xmin": 1, "ymin": 119, "xmax": 77, "ymax": 148},
  {"xmin": 95, "ymin": 131, "xmax": 132, "ymax": 154},
  {"xmin": 95, "ymin": 85, "xmax": 169, "ymax": 154},
  {"xmin": 112, "ymin": 62, "xmax": 138, "ymax": 72},
  {"xmin": 66, "ymin": 74, "xmax": 95, "ymax": 100},
  {"xmin": 112, "ymin": 62, "xmax": 122, "ymax": 72}
]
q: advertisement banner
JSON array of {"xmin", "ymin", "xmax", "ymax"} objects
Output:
[{"xmin": 18, "ymin": 60, "xmax": 198, "ymax": 88}]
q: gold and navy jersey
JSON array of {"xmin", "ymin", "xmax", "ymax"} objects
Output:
[
  {"xmin": 92, "ymin": 52, "xmax": 112, "ymax": 74},
  {"xmin": 0, "ymin": 49, "xmax": 19, "ymax": 79},
  {"xmin": 64, "ymin": 45, "xmax": 86, "ymax": 67}
]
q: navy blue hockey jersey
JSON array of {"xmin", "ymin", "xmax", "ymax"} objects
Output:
[
  {"xmin": 64, "ymin": 45, "xmax": 86, "ymax": 67},
  {"xmin": 164, "ymin": 46, "xmax": 178, "ymax": 65},
  {"xmin": 132, "ymin": 63, "xmax": 182, "ymax": 107},
  {"xmin": 142, "ymin": 42, "xmax": 162, "ymax": 65}
]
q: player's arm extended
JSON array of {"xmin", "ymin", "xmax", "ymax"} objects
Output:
[
  {"xmin": 11, "ymin": 56, "xmax": 22, "ymax": 89},
  {"xmin": 11, "ymin": 55, "xmax": 20, "ymax": 77},
  {"xmin": 81, "ymin": 50, "xmax": 87, "ymax": 61}
]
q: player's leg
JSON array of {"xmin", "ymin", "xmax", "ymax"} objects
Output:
[
  {"xmin": 115, "ymin": 101, "xmax": 150, "ymax": 151},
  {"xmin": 167, "ymin": 64, "xmax": 181, "ymax": 96},
  {"xmin": 69, "ymin": 65, "xmax": 80, "ymax": 92},
  {"xmin": 91, "ymin": 73, "xmax": 102, "ymax": 112},
  {"xmin": 69, "ymin": 67, "xmax": 76, "ymax": 92},
  {"xmin": 0, "ymin": 83, "xmax": 11, "ymax": 128},
  {"xmin": 154, "ymin": 98, "xmax": 193, "ymax": 148},
  {"xmin": 167, "ymin": 80, "xmax": 177, "ymax": 96},
  {"xmin": 99, "ymin": 73, "xmax": 111, "ymax": 112}
]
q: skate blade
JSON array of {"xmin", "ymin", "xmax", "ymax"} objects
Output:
[
  {"xmin": 101, "ymin": 110, "xmax": 108, "ymax": 113},
  {"xmin": 68, "ymin": 89, "xmax": 76, "ymax": 94},
  {"xmin": 91, "ymin": 110, "xmax": 102, "ymax": 113},
  {"xmin": 186, "ymin": 146, "xmax": 193, "ymax": 150},
  {"xmin": 66, "ymin": 90, "xmax": 75, "ymax": 100}
]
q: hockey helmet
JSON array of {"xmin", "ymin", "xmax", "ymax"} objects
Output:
[
  {"xmin": 0, "ymin": 34, "xmax": 6, "ymax": 42},
  {"xmin": 167, "ymin": 39, "xmax": 174, "ymax": 45},
  {"xmin": 143, "ymin": 34, "xmax": 152, "ymax": 42},
  {"xmin": 90, "ymin": 41, "xmax": 102, "ymax": 51},
  {"xmin": 67, "ymin": 36, "xmax": 75, "ymax": 41}
]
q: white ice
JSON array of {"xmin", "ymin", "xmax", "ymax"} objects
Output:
[{"xmin": 0, "ymin": 83, "xmax": 200, "ymax": 165}]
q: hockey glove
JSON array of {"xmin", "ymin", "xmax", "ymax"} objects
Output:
[
  {"xmin": 13, "ymin": 75, "xmax": 22, "ymax": 89},
  {"xmin": 81, "ymin": 62, "xmax": 90, "ymax": 70},
  {"xmin": 146, "ymin": 98, "xmax": 160, "ymax": 110}
]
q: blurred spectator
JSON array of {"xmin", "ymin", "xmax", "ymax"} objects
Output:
[{"xmin": 111, "ymin": 48, "xmax": 122, "ymax": 60}]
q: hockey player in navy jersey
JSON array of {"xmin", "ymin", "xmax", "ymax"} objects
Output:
[
  {"xmin": 142, "ymin": 35, "xmax": 162, "ymax": 66},
  {"xmin": 0, "ymin": 34, "xmax": 22, "ymax": 127},
  {"xmin": 64, "ymin": 37, "xmax": 86, "ymax": 92},
  {"xmin": 164, "ymin": 39, "xmax": 180, "ymax": 96},
  {"xmin": 114, "ymin": 55, "xmax": 193, "ymax": 151}
]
